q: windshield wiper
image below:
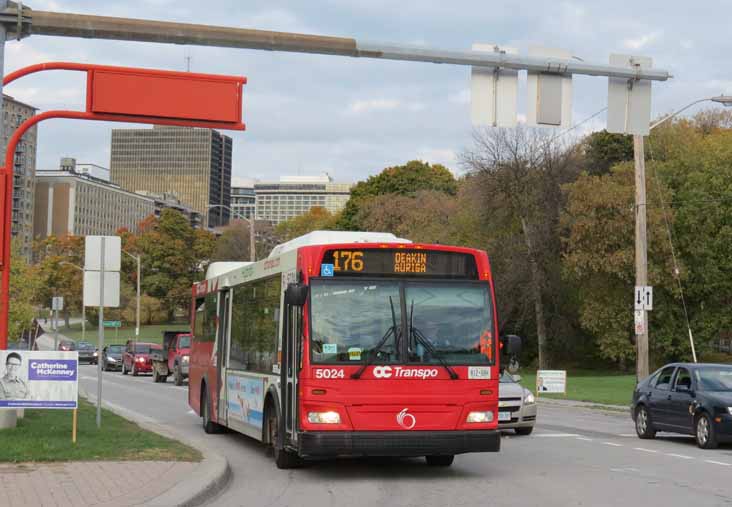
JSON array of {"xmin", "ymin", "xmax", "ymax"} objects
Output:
[
  {"xmin": 409, "ymin": 301, "xmax": 459, "ymax": 380},
  {"xmin": 351, "ymin": 296, "xmax": 400, "ymax": 379}
]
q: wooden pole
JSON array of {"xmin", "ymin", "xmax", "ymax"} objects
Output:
[
  {"xmin": 634, "ymin": 135, "xmax": 650, "ymax": 380},
  {"xmin": 72, "ymin": 409, "xmax": 77, "ymax": 443}
]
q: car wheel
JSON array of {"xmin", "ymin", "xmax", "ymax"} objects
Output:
[
  {"xmin": 266, "ymin": 404, "xmax": 301, "ymax": 469},
  {"xmin": 425, "ymin": 455, "xmax": 454, "ymax": 467},
  {"xmin": 174, "ymin": 364, "xmax": 183, "ymax": 386},
  {"xmin": 153, "ymin": 370, "xmax": 160, "ymax": 383},
  {"xmin": 132, "ymin": 364, "xmax": 138, "ymax": 376},
  {"xmin": 515, "ymin": 426, "xmax": 534, "ymax": 436},
  {"xmin": 201, "ymin": 389, "xmax": 222, "ymax": 435},
  {"xmin": 696, "ymin": 412, "xmax": 719, "ymax": 449},
  {"xmin": 101, "ymin": 361, "xmax": 105, "ymax": 372},
  {"xmin": 635, "ymin": 405, "xmax": 656, "ymax": 439},
  {"xmin": 122, "ymin": 363, "xmax": 128, "ymax": 375}
]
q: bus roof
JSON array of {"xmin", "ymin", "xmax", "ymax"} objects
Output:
[
  {"xmin": 205, "ymin": 261, "xmax": 253, "ymax": 279},
  {"xmin": 267, "ymin": 230, "xmax": 411, "ymax": 258}
]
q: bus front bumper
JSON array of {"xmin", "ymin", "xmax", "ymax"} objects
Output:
[{"xmin": 297, "ymin": 430, "xmax": 500, "ymax": 458}]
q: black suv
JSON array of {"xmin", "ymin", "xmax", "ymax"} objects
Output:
[{"xmin": 632, "ymin": 363, "xmax": 732, "ymax": 448}]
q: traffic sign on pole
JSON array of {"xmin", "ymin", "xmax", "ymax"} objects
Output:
[
  {"xmin": 527, "ymin": 46, "xmax": 573, "ymax": 128},
  {"xmin": 470, "ymin": 43, "xmax": 518, "ymax": 128},
  {"xmin": 607, "ymin": 54, "xmax": 653, "ymax": 136},
  {"xmin": 634, "ymin": 286, "xmax": 653, "ymax": 311}
]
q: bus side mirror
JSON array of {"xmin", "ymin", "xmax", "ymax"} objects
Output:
[{"xmin": 285, "ymin": 283, "xmax": 308, "ymax": 306}]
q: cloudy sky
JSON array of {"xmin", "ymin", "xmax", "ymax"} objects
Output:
[{"xmin": 4, "ymin": 0, "xmax": 731, "ymax": 184}]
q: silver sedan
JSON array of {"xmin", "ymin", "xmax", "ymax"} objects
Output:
[{"xmin": 498, "ymin": 371, "xmax": 537, "ymax": 435}]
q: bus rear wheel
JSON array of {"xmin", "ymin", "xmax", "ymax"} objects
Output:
[
  {"xmin": 425, "ymin": 455, "xmax": 454, "ymax": 467},
  {"xmin": 266, "ymin": 404, "xmax": 301, "ymax": 469}
]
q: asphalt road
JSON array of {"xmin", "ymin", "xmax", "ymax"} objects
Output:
[{"xmin": 74, "ymin": 364, "xmax": 732, "ymax": 507}]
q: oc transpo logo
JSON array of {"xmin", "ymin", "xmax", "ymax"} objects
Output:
[
  {"xmin": 397, "ymin": 408, "xmax": 416, "ymax": 430},
  {"xmin": 373, "ymin": 365, "xmax": 393, "ymax": 378}
]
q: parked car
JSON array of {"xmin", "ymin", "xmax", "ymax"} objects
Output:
[
  {"xmin": 77, "ymin": 341, "xmax": 96, "ymax": 364},
  {"xmin": 632, "ymin": 362, "xmax": 732, "ymax": 449},
  {"xmin": 58, "ymin": 339, "xmax": 77, "ymax": 352},
  {"xmin": 498, "ymin": 371, "xmax": 536, "ymax": 435},
  {"xmin": 101, "ymin": 344, "xmax": 125, "ymax": 371},
  {"xmin": 151, "ymin": 331, "xmax": 191, "ymax": 385},
  {"xmin": 122, "ymin": 341, "xmax": 159, "ymax": 376}
]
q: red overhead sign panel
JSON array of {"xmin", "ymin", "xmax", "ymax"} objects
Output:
[{"xmin": 89, "ymin": 69, "xmax": 245, "ymax": 127}]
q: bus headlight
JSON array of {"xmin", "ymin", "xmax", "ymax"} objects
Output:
[
  {"xmin": 307, "ymin": 411, "xmax": 341, "ymax": 424},
  {"xmin": 466, "ymin": 411, "xmax": 493, "ymax": 423}
]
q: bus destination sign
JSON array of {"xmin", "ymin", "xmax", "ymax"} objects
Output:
[{"xmin": 320, "ymin": 249, "xmax": 478, "ymax": 279}]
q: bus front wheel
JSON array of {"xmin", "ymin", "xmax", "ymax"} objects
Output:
[
  {"xmin": 266, "ymin": 404, "xmax": 301, "ymax": 469},
  {"xmin": 426, "ymin": 455, "xmax": 454, "ymax": 467},
  {"xmin": 201, "ymin": 388, "xmax": 221, "ymax": 434}
]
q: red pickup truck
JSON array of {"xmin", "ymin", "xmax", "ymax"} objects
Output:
[
  {"xmin": 122, "ymin": 341, "xmax": 160, "ymax": 376},
  {"xmin": 151, "ymin": 331, "xmax": 191, "ymax": 385}
]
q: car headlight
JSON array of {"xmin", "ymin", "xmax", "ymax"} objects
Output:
[
  {"xmin": 136, "ymin": 357, "xmax": 145, "ymax": 363},
  {"xmin": 727, "ymin": 407, "xmax": 732, "ymax": 415},
  {"xmin": 182, "ymin": 355, "xmax": 190, "ymax": 364},
  {"xmin": 524, "ymin": 390, "xmax": 536, "ymax": 405},
  {"xmin": 466, "ymin": 411, "xmax": 494, "ymax": 423},
  {"xmin": 93, "ymin": 351, "xmax": 98, "ymax": 357},
  {"xmin": 108, "ymin": 357, "xmax": 117, "ymax": 363},
  {"xmin": 307, "ymin": 411, "xmax": 341, "ymax": 424}
]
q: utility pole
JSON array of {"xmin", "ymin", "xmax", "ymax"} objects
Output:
[{"xmin": 634, "ymin": 135, "xmax": 649, "ymax": 380}]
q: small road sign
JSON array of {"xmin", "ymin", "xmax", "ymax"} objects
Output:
[
  {"xmin": 103, "ymin": 320, "xmax": 121, "ymax": 328},
  {"xmin": 52, "ymin": 296, "xmax": 64, "ymax": 311},
  {"xmin": 634, "ymin": 286, "xmax": 653, "ymax": 311}
]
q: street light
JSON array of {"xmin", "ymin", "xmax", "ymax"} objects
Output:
[
  {"xmin": 59, "ymin": 261, "xmax": 85, "ymax": 345},
  {"xmin": 634, "ymin": 94, "xmax": 732, "ymax": 379},
  {"xmin": 121, "ymin": 250, "xmax": 141, "ymax": 340},
  {"xmin": 209, "ymin": 204, "xmax": 256, "ymax": 262}
]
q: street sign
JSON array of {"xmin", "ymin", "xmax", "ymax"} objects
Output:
[
  {"xmin": 470, "ymin": 43, "xmax": 518, "ymax": 128},
  {"xmin": 527, "ymin": 46, "xmax": 573, "ymax": 128},
  {"xmin": 634, "ymin": 310, "xmax": 646, "ymax": 335},
  {"xmin": 634, "ymin": 286, "xmax": 653, "ymax": 311},
  {"xmin": 607, "ymin": 54, "xmax": 653, "ymax": 136},
  {"xmin": 84, "ymin": 236, "xmax": 121, "ymax": 272},
  {"xmin": 51, "ymin": 296, "xmax": 64, "ymax": 311},
  {"xmin": 83, "ymin": 271, "xmax": 121, "ymax": 308},
  {"xmin": 103, "ymin": 320, "xmax": 121, "ymax": 328}
]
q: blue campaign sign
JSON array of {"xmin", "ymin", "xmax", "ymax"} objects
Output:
[
  {"xmin": 0, "ymin": 351, "xmax": 78, "ymax": 409},
  {"xmin": 321, "ymin": 263, "xmax": 335, "ymax": 277}
]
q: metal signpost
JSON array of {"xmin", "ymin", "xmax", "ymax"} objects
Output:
[
  {"xmin": 51, "ymin": 296, "xmax": 63, "ymax": 351},
  {"xmin": 84, "ymin": 235, "xmax": 121, "ymax": 428}
]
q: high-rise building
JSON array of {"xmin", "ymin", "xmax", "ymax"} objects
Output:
[
  {"xmin": 254, "ymin": 175, "xmax": 352, "ymax": 225},
  {"xmin": 110, "ymin": 126, "xmax": 232, "ymax": 227},
  {"xmin": 2, "ymin": 95, "xmax": 38, "ymax": 259},
  {"xmin": 231, "ymin": 177, "xmax": 255, "ymax": 220}
]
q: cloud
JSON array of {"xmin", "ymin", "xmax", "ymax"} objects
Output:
[
  {"xmin": 347, "ymin": 99, "xmax": 401, "ymax": 114},
  {"xmin": 622, "ymin": 31, "xmax": 662, "ymax": 50},
  {"xmin": 415, "ymin": 148, "xmax": 458, "ymax": 171}
]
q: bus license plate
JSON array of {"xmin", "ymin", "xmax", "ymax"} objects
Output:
[{"xmin": 498, "ymin": 411, "xmax": 511, "ymax": 422}]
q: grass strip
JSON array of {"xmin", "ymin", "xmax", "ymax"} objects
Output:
[{"xmin": 518, "ymin": 370, "xmax": 635, "ymax": 407}]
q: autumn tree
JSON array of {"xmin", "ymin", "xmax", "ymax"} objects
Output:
[
  {"xmin": 583, "ymin": 130, "xmax": 633, "ymax": 176},
  {"xmin": 274, "ymin": 207, "xmax": 339, "ymax": 242},
  {"xmin": 34, "ymin": 235, "xmax": 85, "ymax": 329},
  {"xmin": 338, "ymin": 160, "xmax": 457, "ymax": 230},
  {"xmin": 461, "ymin": 127, "xmax": 582, "ymax": 369},
  {"xmin": 9, "ymin": 240, "xmax": 38, "ymax": 341}
]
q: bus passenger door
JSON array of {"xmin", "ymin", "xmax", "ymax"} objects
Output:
[
  {"xmin": 280, "ymin": 299, "xmax": 303, "ymax": 448},
  {"xmin": 216, "ymin": 290, "xmax": 230, "ymax": 424}
]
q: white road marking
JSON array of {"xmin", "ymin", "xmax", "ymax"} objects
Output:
[
  {"xmin": 705, "ymin": 460, "xmax": 731, "ymax": 467},
  {"xmin": 602, "ymin": 442, "xmax": 623, "ymax": 447},
  {"xmin": 618, "ymin": 434, "xmax": 636, "ymax": 437},
  {"xmin": 634, "ymin": 447, "xmax": 658, "ymax": 453},
  {"xmin": 534, "ymin": 433, "xmax": 580, "ymax": 438},
  {"xmin": 666, "ymin": 453, "xmax": 694, "ymax": 460},
  {"xmin": 576, "ymin": 437, "xmax": 593, "ymax": 442}
]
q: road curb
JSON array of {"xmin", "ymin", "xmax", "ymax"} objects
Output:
[
  {"xmin": 537, "ymin": 398, "xmax": 629, "ymax": 413},
  {"xmin": 79, "ymin": 386, "xmax": 231, "ymax": 506}
]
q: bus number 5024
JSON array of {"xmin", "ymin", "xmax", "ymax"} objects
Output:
[{"xmin": 314, "ymin": 368, "xmax": 345, "ymax": 379}]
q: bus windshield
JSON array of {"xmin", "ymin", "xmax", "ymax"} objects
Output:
[{"xmin": 310, "ymin": 280, "xmax": 494, "ymax": 365}]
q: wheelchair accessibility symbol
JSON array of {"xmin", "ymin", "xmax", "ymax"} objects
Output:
[{"xmin": 321, "ymin": 264, "xmax": 335, "ymax": 277}]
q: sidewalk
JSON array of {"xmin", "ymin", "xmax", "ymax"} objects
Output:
[{"xmin": 0, "ymin": 334, "xmax": 230, "ymax": 507}]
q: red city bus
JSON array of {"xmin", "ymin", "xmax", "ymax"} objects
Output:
[{"xmin": 188, "ymin": 231, "xmax": 521, "ymax": 468}]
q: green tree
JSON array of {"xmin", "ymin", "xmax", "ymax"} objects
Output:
[
  {"xmin": 583, "ymin": 130, "xmax": 633, "ymax": 176},
  {"xmin": 9, "ymin": 239, "xmax": 38, "ymax": 342},
  {"xmin": 33, "ymin": 235, "xmax": 84, "ymax": 329},
  {"xmin": 337, "ymin": 160, "xmax": 458, "ymax": 230}
]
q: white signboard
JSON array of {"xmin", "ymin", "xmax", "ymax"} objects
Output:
[
  {"xmin": 51, "ymin": 296, "xmax": 64, "ymax": 311},
  {"xmin": 634, "ymin": 310, "xmax": 646, "ymax": 335},
  {"xmin": 83, "ymin": 271, "xmax": 121, "ymax": 308},
  {"xmin": 607, "ymin": 54, "xmax": 653, "ymax": 136},
  {"xmin": 634, "ymin": 285, "xmax": 653, "ymax": 311},
  {"xmin": 84, "ymin": 235, "xmax": 121, "ymax": 272},
  {"xmin": 537, "ymin": 370, "xmax": 567, "ymax": 394},
  {"xmin": 0, "ymin": 351, "xmax": 78, "ymax": 409}
]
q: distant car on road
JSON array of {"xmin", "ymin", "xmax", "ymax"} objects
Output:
[
  {"xmin": 632, "ymin": 362, "xmax": 732, "ymax": 449},
  {"xmin": 101, "ymin": 344, "xmax": 125, "ymax": 371},
  {"xmin": 77, "ymin": 341, "xmax": 96, "ymax": 364},
  {"xmin": 498, "ymin": 371, "xmax": 536, "ymax": 435},
  {"xmin": 122, "ymin": 341, "xmax": 159, "ymax": 376},
  {"xmin": 58, "ymin": 339, "xmax": 77, "ymax": 352}
]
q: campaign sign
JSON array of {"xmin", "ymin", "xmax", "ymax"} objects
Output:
[
  {"xmin": 0, "ymin": 351, "xmax": 78, "ymax": 409},
  {"xmin": 536, "ymin": 370, "xmax": 567, "ymax": 394}
]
